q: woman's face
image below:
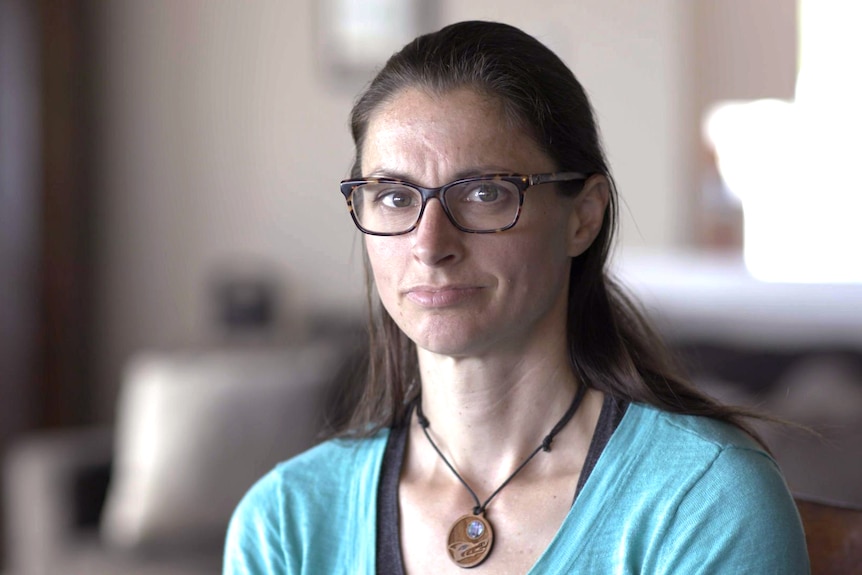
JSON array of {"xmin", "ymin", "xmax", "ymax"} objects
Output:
[{"xmin": 361, "ymin": 87, "xmax": 586, "ymax": 358}]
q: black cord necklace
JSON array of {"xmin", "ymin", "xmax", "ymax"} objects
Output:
[{"xmin": 414, "ymin": 383, "xmax": 588, "ymax": 569}]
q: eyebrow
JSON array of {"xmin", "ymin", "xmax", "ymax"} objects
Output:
[{"xmin": 364, "ymin": 166, "xmax": 517, "ymax": 183}]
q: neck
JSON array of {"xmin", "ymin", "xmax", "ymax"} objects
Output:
[
  {"xmin": 415, "ymin": 381, "xmax": 586, "ymax": 513},
  {"xmin": 413, "ymin": 343, "xmax": 581, "ymax": 483}
]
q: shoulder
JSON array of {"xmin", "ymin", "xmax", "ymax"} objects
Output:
[
  {"xmin": 617, "ymin": 403, "xmax": 779, "ymax": 485},
  {"xmin": 618, "ymin": 404, "xmax": 794, "ymax": 517},
  {"xmin": 627, "ymin": 402, "xmax": 763, "ymax": 452},
  {"xmin": 612, "ymin": 404, "xmax": 809, "ymax": 572},
  {"xmin": 238, "ymin": 430, "xmax": 389, "ymax": 518},
  {"xmin": 276, "ymin": 431, "xmax": 391, "ymax": 487},
  {"xmin": 224, "ymin": 432, "xmax": 390, "ymax": 574}
]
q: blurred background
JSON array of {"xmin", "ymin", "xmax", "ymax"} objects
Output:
[{"xmin": 1, "ymin": 0, "xmax": 860, "ymax": 573}]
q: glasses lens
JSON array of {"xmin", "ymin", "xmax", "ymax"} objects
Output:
[
  {"xmin": 351, "ymin": 182, "xmax": 422, "ymax": 234},
  {"xmin": 444, "ymin": 179, "xmax": 521, "ymax": 231}
]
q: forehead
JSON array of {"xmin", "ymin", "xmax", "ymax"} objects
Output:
[
  {"xmin": 370, "ymin": 86, "xmax": 508, "ymax": 128},
  {"xmin": 360, "ymin": 87, "xmax": 554, "ymax": 180}
]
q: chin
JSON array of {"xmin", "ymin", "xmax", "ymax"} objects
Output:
[{"xmin": 405, "ymin": 318, "xmax": 500, "ymax": 358}]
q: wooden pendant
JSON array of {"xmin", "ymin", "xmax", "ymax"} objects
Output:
[{"xmin": 446, "ymin": 513, "xmax": 494, "ymax": 568}]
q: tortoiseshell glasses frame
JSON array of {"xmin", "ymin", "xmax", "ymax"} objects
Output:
[{"xmin": 339, "ymin": 172, "xmax": 588, "ymax": 236}]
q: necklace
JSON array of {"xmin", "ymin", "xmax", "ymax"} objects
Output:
[{"xmin": 414, "ymin": 383, "xmax": 588, "ymax": 569}]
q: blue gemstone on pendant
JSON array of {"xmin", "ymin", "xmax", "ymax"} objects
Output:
[{"xmin": 467, "ymin": 519, "xmax": 485, "ymax": 539}]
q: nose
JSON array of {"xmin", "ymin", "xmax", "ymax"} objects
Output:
[{"xmin": 412, "ymin": 199, "xmax": 463, "ymax": 266}]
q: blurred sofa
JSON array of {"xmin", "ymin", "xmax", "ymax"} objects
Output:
[{"xmin": 3, "ymin": 338, "xmax": 360, "ymax": 575}]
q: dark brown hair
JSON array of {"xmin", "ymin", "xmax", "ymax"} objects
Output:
[{"xmin": 337, "ymin": 20, "xmax": 763, "ymax": 440}]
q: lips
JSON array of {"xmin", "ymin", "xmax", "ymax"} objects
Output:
[{"xmin": 404, "ymin": 284, "xmax": 483, "ymax": 307}]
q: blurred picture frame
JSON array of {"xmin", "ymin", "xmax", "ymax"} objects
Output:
[{"xmin": 316, "ymin": 0, "xmax": 436, "ymax": 88}]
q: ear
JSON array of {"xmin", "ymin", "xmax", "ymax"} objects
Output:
[{"xmin": 566, "ymin": 174, "xmax": 610, "ymax": 257}]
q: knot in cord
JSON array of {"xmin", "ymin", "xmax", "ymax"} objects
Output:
[
  {"xmin": 416, "ymin": 411, "xmax": 429, "ymax": 429},
  {"xmin": 541, "ymin": 436, "xmax": 553, "ymax": 452}
]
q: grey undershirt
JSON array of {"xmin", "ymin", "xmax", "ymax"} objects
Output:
[{"xmin": 376, "ymin": 393, "xmax": 629, "ymax": 574}]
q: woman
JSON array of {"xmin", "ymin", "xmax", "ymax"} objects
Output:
[{"xmin": 225, "ymin": 21, "xmax": 808, "ymax": 573}]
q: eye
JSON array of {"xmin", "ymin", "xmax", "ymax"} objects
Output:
[
  {"xmin": 464, "ymin": 182, "xmax": 503, "ymax": 203},
  {"xmin": 377, "ymin": 188, "xmax": 417, "ymax": 209}
]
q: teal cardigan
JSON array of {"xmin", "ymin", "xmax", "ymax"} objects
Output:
[{"xmin": 224, "ymin": 403, "xmax": 809, "ymax": 574}]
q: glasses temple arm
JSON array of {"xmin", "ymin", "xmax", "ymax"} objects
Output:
[{"xmin": 529, "ymin": 172, "xmax": 589, "ymax": 186}]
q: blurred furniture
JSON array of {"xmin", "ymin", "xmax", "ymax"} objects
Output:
[
  {"xmin": 3, "ymin": 339, "xmax": 358, "ymax": 575},
  {"xmin": 615, "ymin": 250, "xmax": 862, "ymax": 355},
  {"xmin": 615, "ymin": 250, "xmax": 862, "ymax": 507},
  {"xmin": 795, "ymin": 495, "xmax": 862, "ymax": 575}
]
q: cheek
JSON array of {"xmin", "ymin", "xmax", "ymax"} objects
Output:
[
  {"xmin": 365, "ymin": 237, "xmax": 402, "ymax": 293},
  {"xmin": 501, "ymin": 227, "xmax": 571, "ymax": 290}
]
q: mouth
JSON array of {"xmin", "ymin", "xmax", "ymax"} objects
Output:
[{"xmin": 404, "ymin": 285, "xmax": 483, "ymax": 307}]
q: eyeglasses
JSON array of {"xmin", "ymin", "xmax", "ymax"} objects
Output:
[{"xmin": 340, "ymin": 172, "xmax": 588, "ymax": 236}]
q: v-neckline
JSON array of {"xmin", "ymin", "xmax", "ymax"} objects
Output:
[{"xmin": 375, "ymin": 394, "xmax": 630, "ymax": 574}]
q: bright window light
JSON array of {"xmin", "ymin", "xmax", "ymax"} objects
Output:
[{"xmin": 705, "ymin": 1, "xmax": 862, "ymax": 283}]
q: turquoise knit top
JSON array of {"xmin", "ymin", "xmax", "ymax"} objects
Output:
[{"xmin": 224, "ymin": 403, "xmax": 809, "ymax": 574}]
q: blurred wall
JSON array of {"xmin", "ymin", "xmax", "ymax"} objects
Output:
[
  {"xmin": 92, "ymin": 1, "xmax": 361, "ymax": 418},
  {"xmin": 90, "ymin": 0, "xmax": 796, "ymax": 419}
]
